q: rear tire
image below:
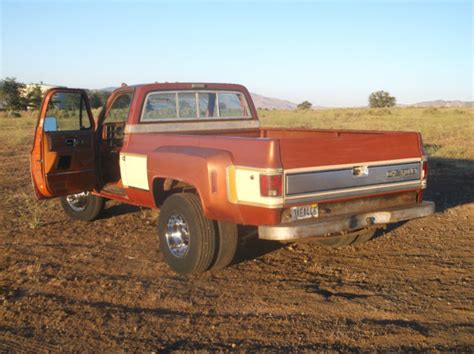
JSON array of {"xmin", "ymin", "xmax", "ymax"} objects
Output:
[
  {"xmin": 211, "ymin": 221, "xmax": 238, "ymax": 270},
  {"xmin": 158, "ymin": 193, "xmax": 216, "ymax": 274},
  {"xmin": 314, "ymin": 228, "xmax": 377, "ymax": 247},
  {"xmin": 60, "ymin": 192, "xmax": 105, "ymax": 221}
]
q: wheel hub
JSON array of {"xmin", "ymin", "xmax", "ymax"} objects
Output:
[
  {"xmin": 165, "ymin": 214, "xmax": 190, "ymax": 258},
  {"xmin": 66, "ymin": 192, "xmax": 89, "ymax": 212}
]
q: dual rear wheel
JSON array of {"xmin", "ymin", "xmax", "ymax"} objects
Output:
[{"xmin": 157, "ymin": 193, "xmax": 238, "ymax": 274}]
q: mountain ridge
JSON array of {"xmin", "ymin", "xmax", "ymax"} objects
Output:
[{"xmin": 96, "ymin": 86, "xmax": 473, "ymax": 109}]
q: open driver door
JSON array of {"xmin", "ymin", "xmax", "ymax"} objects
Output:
[{"xmin": 31, "ymin": 88, "xmax": 98, "ymax": 199}]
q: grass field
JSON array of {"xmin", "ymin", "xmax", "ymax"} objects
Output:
[
  {"xmin": 259, "ymin": 107, "xmax": 474, "ymax": 160},
  {"xmin": 2, "ymin": 107, "xmax": 472, "ymax": 160}
]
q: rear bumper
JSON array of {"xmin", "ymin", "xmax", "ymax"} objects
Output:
[{"xmin": 258, "ymin": 201, "xmax": 435, "ymax": 241}]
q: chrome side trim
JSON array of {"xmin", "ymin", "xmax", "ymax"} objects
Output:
[
  {"xmin": 284, "ymin": 180, "xmax": 422, "ymax": 204},
  {"xmin": 286, "ymin": 162, "xmax": 421, "ymax": 196},
  {"xmin": 125, "ymin": 120, "xmax": 260, "ymax": 133},
  {"xmin": 284, "ymin": 158, "xmax": 422, "ymax": 173},
  {"xmin": 258, "ymin": 201, "xmax": 435, "ymax": 241}
]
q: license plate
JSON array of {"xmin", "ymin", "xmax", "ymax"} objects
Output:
[{"xmin": 291, "ymin": 204, "xmax": 319, "ymax": 221}]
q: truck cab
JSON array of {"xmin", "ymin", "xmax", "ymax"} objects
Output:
[{"xmin": 31, "ymin": 83, "xmax": 435, "ymax": 274}]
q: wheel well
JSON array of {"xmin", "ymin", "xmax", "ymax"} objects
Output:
[{"xmin": 152, "ymin": 177, "xmax": 197, "ymax": 207}]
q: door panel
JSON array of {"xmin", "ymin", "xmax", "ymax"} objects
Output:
[
  {"xmin": 30, "ymin": 88, "xmax": 97, "ymax": 199},
  {"xmin": 42, "ymin": 130, "xmax": 96, "ymax": 195}
]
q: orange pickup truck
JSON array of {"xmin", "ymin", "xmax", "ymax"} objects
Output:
[{"xmin": 31, "ymin": 83, "xmax": 435, "ymax": 274}]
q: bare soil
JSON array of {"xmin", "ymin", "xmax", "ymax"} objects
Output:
[{"xmin": 1, "ymin": 144, "xmax": 473, "ymax": 351}]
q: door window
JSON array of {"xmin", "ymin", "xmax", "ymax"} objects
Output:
[{"xmin": 45, "ymin": 91, "xmax": 91, "ymax": 131}]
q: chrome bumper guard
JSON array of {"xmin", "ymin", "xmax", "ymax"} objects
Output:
[{"xmin": 258, "ymin": 201, "xmax": 435, "ymax": 241}]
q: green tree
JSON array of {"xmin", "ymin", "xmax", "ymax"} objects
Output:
[
  {"xmin": 26, "ymin": 84, "xmax": 43, "ymax": 110},
  {"xmin": 86, "ymin": 90, "xmax": 111, "ymax": 109},
  {"xmin": 368, "ymin": 90, "xmax": 396, "ymax": 108},
  {"xmin": 89, "ymin": 91, "xmax": 103, "ymax": 109},
  {"xmin": 0, "ymin": 77, "xmax": 28, "ymax": 111},
  {"xmin": 297, "ymin": 100, "xmax": 312, "ymax": 110}
]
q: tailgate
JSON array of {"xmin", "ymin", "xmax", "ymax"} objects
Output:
[{"xmin": 274, "ymin": 130, "xmax": 424, "ymax": 202}]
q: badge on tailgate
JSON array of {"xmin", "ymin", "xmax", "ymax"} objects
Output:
[
  {"xmin": 352, "ymin": 165, "xmax": 369, "ymax": 177},
  {"xmin": 291, "ymin": 204, "xmax": 319, "ymax": 221}
]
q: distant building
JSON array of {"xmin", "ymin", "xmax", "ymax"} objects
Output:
[
  {"xmin": 22, "ymin": 83, "xmax": 58, "ymax": 110},
  {"xmin": 23, "ymin": 83, "xmax": 58, "ymax": 95}
]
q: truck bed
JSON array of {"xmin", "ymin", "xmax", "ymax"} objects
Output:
[{"xmin": 261, "ymin": 128, "xmax": 423, "ymax": 169}]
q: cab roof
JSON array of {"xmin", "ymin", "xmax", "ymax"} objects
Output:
[{"xmin": 115, "ymin": 82, "xmax": 249, "ymax": 94}]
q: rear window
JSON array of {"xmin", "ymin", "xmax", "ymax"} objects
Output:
[
  {"xmin": 143, "ymin": 93, "xmax": 177, "ymax": 120},
  {"xmin": 141, "ymin": 91, "xmax": 251, "ymax": 121}
]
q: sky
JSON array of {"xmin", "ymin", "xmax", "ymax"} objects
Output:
[{"xmin": 0, "ymin": 0, "xmax": 472, "ymax": 107}]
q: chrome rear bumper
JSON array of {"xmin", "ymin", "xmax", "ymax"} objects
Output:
[{"xmin": 258, "ymin": 201, "xmax": 435, "ymax": 241}]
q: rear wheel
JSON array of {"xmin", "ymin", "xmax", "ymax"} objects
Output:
[
  {"xmin": 60, "ymin": 192, "xmax": 105, "ymax": 221},
  {"xmin": 314, "ymin": 228, "xmax": 377, "ymax": 247},
  {"xmin": 158, "ymin": 193, "xmax": 216, "ymax": 274},
  {"xmin": 211, "ymin": 221, "xmax": 238, "ymax": 270}
]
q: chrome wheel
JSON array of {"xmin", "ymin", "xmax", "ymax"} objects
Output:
[
  {"xmin": 165, "ymin": 213, "xmax": 190, "ymax": 258},
  {"xmin": 65, "ymin": 192, "xmax": 90, "ymax": 212}
]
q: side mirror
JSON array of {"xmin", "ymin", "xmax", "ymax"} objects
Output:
[{"xmin": 44, "ymin": 116, "xmax": 58, "ymax": 132}]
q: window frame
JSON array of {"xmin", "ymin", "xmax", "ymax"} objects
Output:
[{"xmin": 140, "ymin": 90, "xmax": 252, "ymax": 123}]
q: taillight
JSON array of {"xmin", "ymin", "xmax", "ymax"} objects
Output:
[
  {"xmin": 421, "ymin": 160, "xmax": 428, "ymax": 189},
  {"xmin": 260, "ymin": 174, "xmax": 283, "ymax": 197}
]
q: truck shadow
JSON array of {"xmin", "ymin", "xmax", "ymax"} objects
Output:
[
  {"xmin": 97, "ymin": 203, "xmax": 141, "ymax": 220},
  {"xmin": 229, "ymin": 225, "xmax": 285, "ymax": 265},
  {"xmin": 424, "ymin": 157, "xmax": 474, "ymax": 212}
]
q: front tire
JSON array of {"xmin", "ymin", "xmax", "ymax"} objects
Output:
[
  {"xmin": 60, "ymin": 192, "xmax": 105, "ymax": 221},
  {"xmin": 158, "ymin": 193, "xmax": 216, "ymax": 274}
]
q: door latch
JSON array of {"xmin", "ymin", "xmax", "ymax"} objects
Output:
[{"xmin": 65, "ymin": 138, "xmax": 77, "ymax": 147}]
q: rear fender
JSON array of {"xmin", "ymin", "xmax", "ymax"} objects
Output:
[{"xmin": 148, "ymin": 146, "xmax": 242, "ymax": 222}]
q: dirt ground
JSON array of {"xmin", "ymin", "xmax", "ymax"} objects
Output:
[{"xmin": 1, "ymin": 143, "xmax": 473, "ymax": 351}]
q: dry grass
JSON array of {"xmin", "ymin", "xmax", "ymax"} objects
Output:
[
  {"xmin": 10, "ymin": 191, "xmax": 47, "ymax": 230},
  {"xmin": 259, "ymin": 107, "xmax": 474, "ymax": 160},
  {"xmin": 1, "ymin": 106, "xmax": 472, "ymax": 161}
]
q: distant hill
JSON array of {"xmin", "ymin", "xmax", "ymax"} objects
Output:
[
  {"xmin": 409, "ymin": 100, "xmax": 473, "ymax": 108},
  {"xmin": 99, "ymin": 87, "xmax": 118, "ymax": 92},
  {"xmin": 250, "ymin": 93, "xmax": 297, "ymax": 110}
]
